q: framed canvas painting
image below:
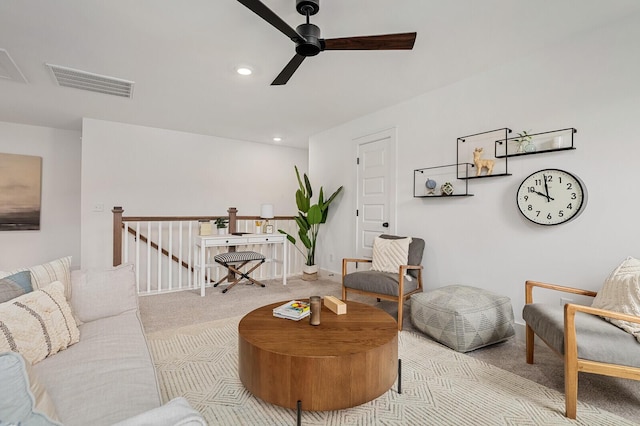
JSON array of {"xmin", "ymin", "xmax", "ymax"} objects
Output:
[{"xmin": 0, "ymin": 153, "xmax": 42, "ymax": 231}]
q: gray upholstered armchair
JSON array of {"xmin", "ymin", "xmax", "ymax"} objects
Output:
[
  {"xmin": 523, "ymin": 280, "xmax": 640, "ymax": 419},
  {"xmin": 342, "ymin": 234, "xmax": 424, "ymax": 330}
]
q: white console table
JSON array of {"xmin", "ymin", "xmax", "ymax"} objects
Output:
[{"xmin": 195, "ymin": 233, "xmax": 287, "ymax": 296}]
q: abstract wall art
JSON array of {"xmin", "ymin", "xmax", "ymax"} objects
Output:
[{"xmin": 0, "ymin": 153, "xmax": 42, "ymax": 231}]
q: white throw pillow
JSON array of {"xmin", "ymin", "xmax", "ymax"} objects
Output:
[
  {"xmin": 592, "ymin": 256, "xmax": 640, "ymax": 343},
  {"xmin": 0, "ymin": 281, "xmax": 80, "ymax": 364},
  {"xmin": 371, "ymin": 236, "xmax": 412, "ymax": 274},
  {"xmin": 70, "ymin": 263, "xmax": 138, "ymax": 323}
]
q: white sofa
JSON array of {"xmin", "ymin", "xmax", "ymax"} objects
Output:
[{"xmin": 0, "ymin": 261, "xmax": 206, "ymax": 426}]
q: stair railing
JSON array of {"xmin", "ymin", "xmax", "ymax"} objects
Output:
[{"xmin": 112, "ymin": 206, "xmax": 302, "ymax": 295}]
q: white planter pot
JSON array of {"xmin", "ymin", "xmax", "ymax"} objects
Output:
[
  {"xmin": 302, "ymin": 264, "xmax": 319, "ymax": 281},
  {"xmin": 217, "ymin": 228, "xmax": 227, "ymax": 235},
  {"xmin": 302, "ymin": 264, "xmax": 319, "ymax": 274}
]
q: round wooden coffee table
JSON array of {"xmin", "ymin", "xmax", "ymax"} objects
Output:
[{"xmin": 238, "ymin": 300, "xmax": 398, "ymax": 411}]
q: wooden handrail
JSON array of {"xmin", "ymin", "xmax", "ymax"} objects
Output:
[
  {"xmin": 120, "ymin": 215, "xmax": 294, "ymax": 222},
  {"xmin": 113, "ymin": 206, "xmax": 296, "ymax": 267}
]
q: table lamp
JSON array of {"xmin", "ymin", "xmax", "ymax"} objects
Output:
[{"xmin": 261, "ymin": 204, "xmax": 274, "ymax": 233}]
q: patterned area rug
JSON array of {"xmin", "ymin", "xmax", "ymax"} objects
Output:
[{"xmin": 146, "ymin": 316, "xmax": 636, "ymax": 425}]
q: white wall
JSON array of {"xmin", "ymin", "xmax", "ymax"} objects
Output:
[
  {"xmin": 0, "ymin": 121, "xmax": 81, "ymax": 270},
  {"xmin": 310, "ymin": 13, "xmax": 640, "ymax": 324},
  {"xmin": 81, "ymin": 118, "xmax": 308, "ymax": 269}
]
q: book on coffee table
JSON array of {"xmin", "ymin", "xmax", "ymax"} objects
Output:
[{"xmin": 273, "ymin": 300, "xmax": 310, "ymax": 321}]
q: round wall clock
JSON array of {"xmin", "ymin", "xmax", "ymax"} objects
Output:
[{"xmin": 516, "ymin": 169, "xmax": 586, "ymax": 226}]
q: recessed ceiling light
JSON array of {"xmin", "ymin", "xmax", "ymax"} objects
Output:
[
  {"xmin": 236, "ymin": 67, "xmax": 253, "ymax": 76},
  {"xmin": 273, "ymin": 137, "xmax": 282, "ymax": 142}
]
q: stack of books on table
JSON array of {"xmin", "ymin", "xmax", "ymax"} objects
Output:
[{"xmin": 273, "ymin": 300, "xmax": 310, "ymax": 321}]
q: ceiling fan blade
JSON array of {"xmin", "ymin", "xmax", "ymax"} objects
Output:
[
  {"xmin": 271, "ymin": 54, "xmax": 306, "ymax": 86},
  {"xmin": 322, "ymin": 32, "xmax": 416, "ymax": 51},
  {"xmin": 237, "ymin": 0, "xmax": 305, "ymax": 43}
]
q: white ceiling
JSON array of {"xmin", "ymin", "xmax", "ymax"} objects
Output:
[{"xmin": 1, "ymin": 0, "xmax": 639, "ymax": 148}]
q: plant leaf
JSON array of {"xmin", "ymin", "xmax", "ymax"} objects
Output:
[
  {"xmin": 299, "ymin": 233, "xmax": 312, "ymax": 249},
  {"xmin": 307, "ymin": 204, "xmax": 323, "ymax": 225},
  {"xmin": 324, "ymin": 186, "xmax": 344, "ymax": 206},
  {"xmin": 278, "ymin": 229, "xmax": 297, "ymax": 245},
  {"xmin": 303, "ymin": 173, "xmax": 313, "ymax": 199},
  {"xmin": 294, "ymin": 166, "xmax": 305, "ymax": 195},
  {"xmin": 295, "ymin": 215, "xmax": 309, "ymax": 232},
  {"xmin": 295, "ymin": 189, "xmax": 310, "ymax": 213}
]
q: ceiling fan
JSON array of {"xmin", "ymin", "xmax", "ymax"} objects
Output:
[{"xmin": 237, "ymin": 0, "xmax": 417, "ymax": 85}]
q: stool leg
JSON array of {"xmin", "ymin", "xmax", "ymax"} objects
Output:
[{"xmin": 218, "ymin": 260, "xmax": 266, "ymax": 293}]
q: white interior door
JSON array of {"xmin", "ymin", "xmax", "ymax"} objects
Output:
[{"xmin": 355, "ymin": 129, "xmax": 396, "ymax": 258}]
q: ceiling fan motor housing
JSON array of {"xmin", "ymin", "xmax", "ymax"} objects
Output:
[
  {"xmin": 296, "ymin": 23, "xmax": 322, "ymax": 56},
  {"xmin": 296, "ymin": 0, "xmax": 319, "ymax": 16}
]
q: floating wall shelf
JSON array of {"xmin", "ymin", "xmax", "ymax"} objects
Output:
[
  {"xmin": 495, "ymin": 127, "xmax": 577, "ymax": 158},
  {"xmin": 414, "ymin": 163, "xmax": 474, "ymax": 198},
  {"xmin": 457, "ymin": 128, "xmax": 512, "ymax": 180}
]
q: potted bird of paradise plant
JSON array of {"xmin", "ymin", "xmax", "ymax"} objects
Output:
[{"xmin": 279, "ymin": 166, "xmax": 343, "ymax": 280}]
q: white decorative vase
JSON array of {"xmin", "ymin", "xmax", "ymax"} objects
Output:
[
  {"xmin": 217, "ymin": 227, "xmax": 226, "ymax": 235},
  {"xmin": 302, "ymin": 264, "xmax": 319, "ymax": 281},
  {"xmin": 551, "ymin": 136, "xmax": 563, "ymax": 149}
]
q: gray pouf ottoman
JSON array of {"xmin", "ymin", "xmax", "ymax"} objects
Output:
[{"xmin": 411, "ymin": 285, "xmax": 515, "ymax": 352}]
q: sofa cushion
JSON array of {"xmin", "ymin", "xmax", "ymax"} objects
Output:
[
  {"xmin": 0, "ymin": 270, "xmax": 33, "ymax": 303},
  {"xmin": 0, "ymin": 351, "xmax": 62, "ymax": 426},
  {"xmin": 591, "ymin": 256, "xmax": 640, "ymax": 342},
  {"xmin": 343, "ymin": 270, "xmax": 420, "ymax": 296},
  {"xmin": 33, "ymin": 310, "xmax": 162, "ymax": 426},
  {"xmin": 71, "ymin": 263, "xmax": 138, "ymax": 323},
  {"xmin": 371, "ymin": 236, "xmax": 412, "ymax": 273},
  {"xmin": 523, "ymin": 303, "xmax": 640, "ymax": 368},
  {"xmin": 0, "ymin": 281, "xmax": 79, "ymax": 364}
]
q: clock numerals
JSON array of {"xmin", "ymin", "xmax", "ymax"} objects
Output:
[{"xmin": 516, "ymin": 169, "xmax": 586, "ymax": 226}]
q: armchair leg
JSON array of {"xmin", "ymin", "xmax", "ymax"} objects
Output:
[
  {"xmin": 565, "ymin": 361, "xmax": 578, "ymax": 419},
  {"xmin": 397, "ymin": 298, "xmax": 404, "ymax": 331},
  {"xmin": 525, "ymin": 324, "xmax": 534, "ymax": 364}
]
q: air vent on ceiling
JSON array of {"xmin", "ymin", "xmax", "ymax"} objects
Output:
[
  {"xmin": 46, "ymin": 63, "xmax": 134, "ymax": 98},
  {"xmin": 0, "ymin": 49, "xmax": 28, "ymax": 83}
]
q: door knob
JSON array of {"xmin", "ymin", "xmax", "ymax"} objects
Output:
[{"xmin": 382, "ymin": 222, "xmax": 389, "ymax": 228}]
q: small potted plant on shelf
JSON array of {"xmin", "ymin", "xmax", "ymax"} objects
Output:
[
  {"xmin": 514, "ymin": 130, "xmax": 535, "ymax": 153},
  {"xmin": 214, "ymin": 217, "xmax": 229, "ymax": 234}
]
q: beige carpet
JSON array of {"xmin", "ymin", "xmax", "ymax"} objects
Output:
[
  {"xmin": 140, "ymin": 276, "xmax": 640, "ymax": 423},
  {"xmin": 147, "ymin": 315, "xmax": 637, "ymax": 426}
]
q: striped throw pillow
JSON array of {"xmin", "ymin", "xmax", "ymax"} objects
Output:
[
  {"xmin": 0, "ymin": 281, "xmax": 80, "ymax": 364},
  {"xmin": 10, "ymin": 257, "xmax": 72, "ymax": 301}
]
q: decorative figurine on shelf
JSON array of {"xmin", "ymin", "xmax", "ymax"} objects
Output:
[
  {"xmin": 473, "ymin": 147, "xmax": 495, "ymax": 176},
  {"xmin": 441, "ymin": 182, "xmax": 454, "ymax": 196},
  {"xmin": 425, "ymin": 178, "xmax": 437, "ymax": 195}
]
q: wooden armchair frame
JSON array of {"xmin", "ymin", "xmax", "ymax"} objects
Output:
[
  {"xmin": 342, "ymin": 257, "xmax": 423, "ymax": 330},
  {"xmin": 525, "ymin": 280, "xmax": 640, "ymax": 419}
]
